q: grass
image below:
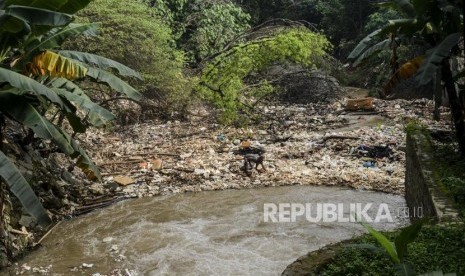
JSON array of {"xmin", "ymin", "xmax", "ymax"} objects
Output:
[{"xmin": 315, "ymin": 224, "xmax": 465, "ymax": 275}]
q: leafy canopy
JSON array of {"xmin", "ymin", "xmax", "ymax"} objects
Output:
[
  {"xmin": 65, "ymin": 0, "xmax": 191, "ymax": 112},
  {"xmin": 199, "ymin": 28, "xmax": 331, "ymax": 123},
  {"xmin": 146, "ymin": 0, "xmax": 250, "ymax": 62}
]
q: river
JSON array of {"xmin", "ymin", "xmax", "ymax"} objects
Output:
[{"xmin": 11, "ymin": 185, "xmax": 409, "ymax": 275}]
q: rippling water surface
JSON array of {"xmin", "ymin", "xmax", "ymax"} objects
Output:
[{"xmin": 15, "ymin": 185, "xmax": 409, "ymax": 275}]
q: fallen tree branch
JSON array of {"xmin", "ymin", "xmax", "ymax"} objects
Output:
[
  {"xmin": 322, "ymin": 135, "xmax": 360, "ymax": 142},
  {"xmin": 74, "ymin": 196, "xmax": 129, "ymax": 216},
  {"xmin": 33, "ymin": 220, "xmax": 63, "ymax": 247}
]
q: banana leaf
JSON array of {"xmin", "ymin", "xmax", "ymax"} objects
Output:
[
  {"xmin": 28, "ymin": 50, "xmax": 88, "ymax": 80},
  {"xmin": 86, "ymin": 67, "xmax": 142, "ymax": 101},
  {"xmin": 52, "ymin": 86, "xmax": 115, "ymax": 127},
  {"xmin": 4, "ymin": 0, "xmax": 68, "ymax": 12},
  {"xmin": 353, "ymin": 39, "xmax": 390, "ymax": 67},
  {"xmin": 416, "ymin": 33, "xmax": 461, "ymax": 86},
  {"xmin": 0, "ymin": 67, "xmax": 73, "ymax": 112},
  {"xmin": 0, "ymin": 12, "xmax": 30, "ymax": 33},
  {"xmin": 0, "ymin": 150, "xmax": 51, "ymax": 227},
  {"xmin": 49, "ymin": 77, "xmax": 115, "ymax": 126},
  {"xmin": 17, "ymin": 23, "xmax": 100, "ymax": 69},
  {"xmin": 58, "ymin": 50, "xmax": 142, "ymax": 79},
  {"xmin": 0, "ymin": 92, "xmax": 101, "ymax": 180},
  {"xmin": 56, "ymin": 0, "xmax": 92, "ymax": 15},
  {"xmin": 362, "ymin": 222, "xmax": 400, "ymax": 264},
  {"xmin": 5, "ymin": 5, "xmax": 72, "ymax": 26},
  {"xmin": 348, "ymin": 29, "xmax": 381, "ymax": 61}
]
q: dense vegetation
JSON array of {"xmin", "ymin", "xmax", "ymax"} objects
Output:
[
  {"xmin": 317, "ymin": 224, "xmax": 465, "ymax": 275},
  {"xmin": 65, "ymin": 0, "xmax": 192, "ymax": 120},
  {"xmin": 0, "ymin": 0, "xmax": 142, "ymax": 226},
  {"xmin": 1, "ymin": 0, "xmax": 465, "ymax": 272},
  {"xmin": 198, "ymin": 27, "xmax": 331, "ymax": 123}
]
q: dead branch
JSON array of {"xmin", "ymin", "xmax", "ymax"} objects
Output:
[
  {"xmin": 33, "ymin": 221, "xmax": 63, "ymax": 247},
  {"xmin": 322, "ymin": 135, "xmax": 360, "ymax": 142}
]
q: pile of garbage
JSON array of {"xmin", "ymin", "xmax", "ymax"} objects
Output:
[{"xmin": 69, "ymin": 96, "xmax": 451, "ymax": 209}]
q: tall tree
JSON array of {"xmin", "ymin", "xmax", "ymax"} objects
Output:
[
  {"xmin": 66, "ymin": 0, "xmax": 191, "ymax": 116},
  {"xmin": 146, "ymin": 0, "xmax": 251, "ymax": 62}
]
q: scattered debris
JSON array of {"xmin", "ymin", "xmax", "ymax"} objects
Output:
[
  {"xmin": 363, "ymin": 160, "xmax": 376, "ymax": 168},
  {"xmin": 103, "ymin": 237, "xmax": 114, "ymax": 243},
  {"xmin": 114, "ymin": 176, "xmax": 135, "ymax": 186},
  {"xmin": 345, "ymin": 97, "xmax": 374, "ymax": 111},
  {"xmin": 73, "ymin": 97, "xmax": 450, "ymax": 197},
  {"xmin": 82, "ymin": 263, "xmax": 94, "ymax": 268},
  {"xmin": 7, "ymin": 94, "xmax": 454, "ymax": 275},
  {"xmin": 152, "ymin": 158, "xmax": 163, "ymax": 170}
]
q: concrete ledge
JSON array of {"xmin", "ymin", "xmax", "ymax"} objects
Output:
[
  {"xmin": 405, "ymin": 128, "xmax": 459, "ymax": 221},
  {"xmin": 281, "ymin": 241, "xmax": 345, "ymax": 276}
]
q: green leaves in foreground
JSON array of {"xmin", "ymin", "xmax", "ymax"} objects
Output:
[
  {"xmin": 362, "ymin": 222, "xmax": 400, "ymax": 264},
  {"xmin": 0, "ymin": 67, "xmax": 70, "ymax": 111},
  {"xmin": 86, "ymin": 67, "xmax": 142, "ymax": 101},
  {"xmin": 0, "ymin": 92, "xmax": 101, "ymax": 181},
  {"xmin": 0, "ymin": 151, "xmax": 51, "ymax": 227},
  {"xmin": 49, "ymin": 77, "xmax": 116, "ymax": 127},
  {"xmin": 357, "ymin": 219, "xmax": 426, "ymax": 276},
  {"xmin": 0, "ymin": 0, "xmax": 141, "ymax": 228},
  {"xmin": 58, "ymin": 50, "xmax": 143, "ymax": 80}
]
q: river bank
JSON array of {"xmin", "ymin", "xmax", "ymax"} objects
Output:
[
  {"xmin": 72, "ymin": 97, "xmax": 445, "ymax": 205},
  {"xmin": 0, "ymin": 94, "xmax": 450, "ymax": 271}
]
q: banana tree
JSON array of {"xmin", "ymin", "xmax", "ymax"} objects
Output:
[
  {"xmin": 348, "ymin": 0, "xmax": 465, "ymax": 157},
  {"xmin": 0, "ymin": 0, "xmax": 142, "ymax": 226}
]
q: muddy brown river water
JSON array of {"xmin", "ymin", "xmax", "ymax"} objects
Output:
[{"xmin": 11, "ymin": 185, "xmax": 409, "ymax": 275}]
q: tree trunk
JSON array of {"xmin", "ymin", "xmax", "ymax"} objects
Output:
[{"xmin": 442, "ymin": 59, "xmax": 465, "ymax": 156}]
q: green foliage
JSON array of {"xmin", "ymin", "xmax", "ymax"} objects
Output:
[
  {"xmin": 349, "ymin": 0, "xmax": 463, "ymax": 86},
  {"xmin": 442, "ymin": 177, "xmax": 465, "ymax": 215},
  {"xmin": 433, "ymin": 142, "xmax": 465, "ymax": 217},
  {"xmin": 0, "ymin": 151, "xmax": 51, "ymax": 227},
  {"xmin": 319, "ymin": 224, "xmax": 464, "ymax": 275},
  {"xmin": 416, "ymin": 33, "xmax": 461, "ymax": 86},
  {"xmin": 0, "ymin": 0, "xmax": 141, "ymax": 226},
  {"xmin": 364, "ymin": 9, "xmax": 401, "ymax": 34},
  {"xmin": 144, "ymin": 0, "xmax": 188, "ymax": 33},
  {"xmin": 356, "ymin": 220, "xmax": 425, "ymax": 275},
  {"xmin": 198, "ymin": 28, "xmax": 330, "ymax": 123},
  {"xmin": 232, "ymin": 0, "xmax": 319, "ymax": 25},
  {"xmin": 184, "ymin": 2, "xmax": 250, "ymax": 60},
  {"xmin": 65, "ymin": 0, "xmax": 191, "ymax": 115},
  {"xmin": 361, "ymin": 223, "xmax": 401, "ymax": 264},
  {"xmin": 356, "ymin": 220, "xmax": 461, "ymax": 276},
  {"xmin": 147, "ymin": 0, "xmax": 250, "ymax": 62},
  {"xmin": 312, "ymin": 0, "xmax": 375, "ymax": 58},
  {"xmin": 405, "ymin": 121, "xmax": 427, "ymax": 135}
]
